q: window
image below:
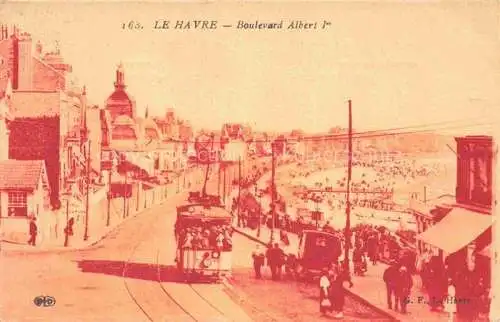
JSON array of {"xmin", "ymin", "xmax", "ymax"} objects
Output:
[
  {"xmin": 458, "ymin": 139, "xmax": 493, "ymax": 208},
  {"xmin": 7, "ymin": 191, "xmax": 28, "ymax": 217}
]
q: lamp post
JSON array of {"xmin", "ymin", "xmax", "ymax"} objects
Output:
[
  {"xmin": 123, "ymin": 170, "xmax": 128, "ymax": 219},
  {"xmin": 106, "ymin": 157, "xmax": 117, "ymax": 227},
  {"xmin": 255, "ymin": 185, "xmax": 262, "ymax": 238},
  {"xmin": 270, "ymin": 141, "xmax": 276, "ymax": 244},
  {"xmin": 83, "ymin": 139, "xmax": 91, "ymax": 241},
  {"xmin": 62, "ymin": 189, "xmax": 71, "ymax": 247},
  {"xmin": 343, "ymin": 99, "xmax": 353, "ymax": 275},
  {"xmin": 222, "ymin": 163, "xmax": 227, "ymax": 203},
  {"xmin": 176, "ymin": 171, "xmax": 180, "ymax": 193}
]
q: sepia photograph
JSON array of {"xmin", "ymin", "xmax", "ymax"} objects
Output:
[{"xmin": 0, "ymin": 2, "xmax": 498, "ymax": 321}]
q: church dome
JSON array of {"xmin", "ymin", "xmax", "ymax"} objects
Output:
[
  {"xmin": 107, "ymin": 89, "xmax": 133, "ymax": 104},
  {"xmin": 105, "ymin": 63, "xmax": 136, "ymax": 120}
]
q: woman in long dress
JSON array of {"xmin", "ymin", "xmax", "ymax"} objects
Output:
[
  {"xmin": 319, "ymin": 268, "xmax": 332, "ymax": 315},
  {"xmin": 330, "ymin": 264, "xmax": 354, "ymax": 319},
  {"xmin": 444, "ymin": 279, "xmax": 456, "ymax": 322}
]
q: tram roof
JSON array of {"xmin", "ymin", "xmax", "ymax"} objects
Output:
[
  {"xmin": 302, "ymin": 229, "xmax": 338, "ymax": 237},
  {"xmin": 176, "ymin": 203, "xmax": 232, "ymax": 220}
]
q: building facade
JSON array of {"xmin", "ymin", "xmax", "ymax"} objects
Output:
[
  {"xmin": 0, "ymin": 160, "xmax": 51, "ymax": 242},
  {"xmin": 411, "ymin": 135, "xmax": 494, "ymax": 320}
]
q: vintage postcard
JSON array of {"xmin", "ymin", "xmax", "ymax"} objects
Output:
[{"xmin": 0, "ymin": 1, "xmax": 498, "ymax": 321}]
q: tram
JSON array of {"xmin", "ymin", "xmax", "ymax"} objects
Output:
[
  {"xmin": 174, "ymin": 193, "xmax": 233, "ymax": 282},
  {"xmin": 296, "ymin": 229, "xmax": 342, "ymax": 280}
]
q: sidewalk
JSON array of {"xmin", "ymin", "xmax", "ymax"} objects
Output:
[
  {"xmin": 233, "ymin": 224, "xmax": 449, "ymax": 322},
  {"xmin": 1, "ymin": 179, "xmax": 196, "ymax": 255}
]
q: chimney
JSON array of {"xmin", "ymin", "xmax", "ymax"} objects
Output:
[
  {"xmin": 16, "ymin": 32, "xmax": 33, "ymax": 91},
  {"xmin": 35, "ymin": 41, "xmax": 42, "ymax": 57},
  {"xmin": 0, "ymin": 25, "xmax": 7, "ymax": 41}
]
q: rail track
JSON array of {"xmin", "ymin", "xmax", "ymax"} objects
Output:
[{"xmin": 121, "ymin": 216, "xmax": 230, "ymax": 322}]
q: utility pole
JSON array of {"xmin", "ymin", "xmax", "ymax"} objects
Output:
[
  {"xmin": 217, "ymin": 162, "xmax": 221, "ymax": 196},
  {"xmin": 123, "ymin": 170, "xmax": 127, "ymax": 219},
  {"xmin": 237, "ymin": 157, "xmax": 242, "ymax": 227},
  {"xmin": 270, "ymin": 141, "xmax": 276, "ymax": 243},
  {"xmin": 222, "ymin": 164, "xmax": 227, "ymax": 203},
  {"xmin": 201, "ymin": 134, "xmax": 215, "ymax": 197},
  {"xmin": 343, "ymin": 99, "xmax": 353, "ymax": 274},
  {"xmin": 83, "ymin": 140, "xmax": 91, "ymax": 241},
  {"xmin": 106, "ymin": 168, "xmax": 112, "ymax": 226},
  {"xmin": 64, "ymin": 195, "xmax": 70, "ymax": 247}
]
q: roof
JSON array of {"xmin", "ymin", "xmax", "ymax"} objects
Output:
[
  {"xmin": 177, "ymin": 204, "xmax": 231, "ymax": 219},
  {"xmin": 0, "ymin": 160, "xmax": 46, "ymax": 191},
  {"xmin": 301, "ymin": 229, "xmax": 338, "ymax": 237},
  {"xmin": 11, "ymin": 91, "xmax": 62, "ymax": 118},
  {"xmin": 106, "ymin": 88, "xmax": 135, "ymax": 106}
]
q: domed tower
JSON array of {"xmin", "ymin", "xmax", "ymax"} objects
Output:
[{"xmin": 105, "ymin": 63, "xmax": 136, "ymax": 122}]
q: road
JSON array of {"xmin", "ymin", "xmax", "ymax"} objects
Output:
[
  {"xmin": 0, "ymin": 187, "xmax": 254, "ymax": 322},
  {"xmin": 0, "ymin": 161, "xmax": 393, "ymax": 322}
]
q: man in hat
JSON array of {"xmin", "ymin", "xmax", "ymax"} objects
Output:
[
  {"xmin": 251, "ymin": 244, "xmax": 265, "ymax": 279},
  {"xmin": 394, "ymin": 265, "xmax": 413, "ymax": 314},
  {"xmin": 28, "ymin": 217, "xmax": 38, "ymax": 246},
  {"xmin": 383, "ymin": 260, "xmax": 399, "ymax": 310}
]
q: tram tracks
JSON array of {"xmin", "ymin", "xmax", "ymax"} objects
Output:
[
  {"xmin": 121, "ymin": 214, "xmax": 232, "ymax": 322},
  {"xmin": 122, "ymin": 217, "xmax": 198, "ymax": 322},
  {"xmin": 187, "ymin": 283, "xmax": 227, "ymax": 317}
]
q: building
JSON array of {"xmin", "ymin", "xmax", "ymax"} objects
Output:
[
  {"xmin": 0, "ymin": 26, "xmax": 99, "ymax": 208},
  {"xmin": 102, "ymin": 64, "xmax": 156, "ymax": 180},
  {"xmin": 411, "ymin": 135, "xmax": 494, "ymax": 319},
  {"xmin": 0, "ymin": 79, "xmax": 13, "ymax": 160},
  {"xmin": 8, "ymin": 89, "xmax": 93, "ymax": 206},
  {"xmin": 154, "ymin": 108, "xmax": 179, "ymax": 140},
  {"xmin": 105, "ymin": 63, "xmax": 136, "ymax": 122},
  {"xmin": 0, "ymin": 26, "xmax": 70, "ymax": 94},
  {"xmin": 0, "ymin": 159, "xmax": 51, "ymax": 242}
]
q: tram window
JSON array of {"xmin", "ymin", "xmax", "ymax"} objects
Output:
[{"xmin": 316, "ymin": 236, "xmax": 327, "ymax": 247}]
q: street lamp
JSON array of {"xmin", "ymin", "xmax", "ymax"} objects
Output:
[
  {"xmin": 62, "ymin": 189, "xmax": 72, "ymax": 247},
  {"xmin": 254, "ymin": 185, "xmax": 262, "ymax": 238},
  {"xmin": 106, "ymin": 156, "xmax": 117, "ymax": 227},
  {"xmin": 176, "ymin": 171, "xmax": 180, "ymax": 193}
]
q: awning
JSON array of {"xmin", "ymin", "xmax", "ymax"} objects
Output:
[{"xmin": 417, "ymin": 207, "xmax": 494, "ymax": 254}]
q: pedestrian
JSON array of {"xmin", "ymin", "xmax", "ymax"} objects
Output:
[
  {"xmin": 394, "ymin": 266, "xmax": 413, "ymax": 314},
  {"xmin": 383, "ymin": 260, "xmax": 399, "ymax": 310},
  {"xmin": 444, "ymin": 278, "xmax": 456, "ymax": 322},
  {"xmin": 353, "ymin": 245, "xmax": 365, "ymax": 276},
  {"xmin": 280, "ymin": 229, "xmax": 290, "ymax": 246},
  {"xmin": 330, "ymin": 264, "xmax": 353, "ymax": 319},
  {"xmin": 274, "ymin": 243, "xmax": 286, "ymax": 280},
  {"xmin": 64, "ymin": 217, "xmax": 75, "ymax": 247},
  {"xmin": 251, "ymin": 245, "xmax": 265, "ymax": 279},
  {"xmin": 285, "ymin": 253, "xmax": 297, "ymax": 280},
  {"xmin": 319, "ymin": 267, "xmax": 332, "ymax": 315},
  {"xmin": 27, "ymin": 217, "xmax": 37, "ymax": 246},
  {"xmin": 265, "ymin": 243, "xmax": 278, "ymax": 280}
]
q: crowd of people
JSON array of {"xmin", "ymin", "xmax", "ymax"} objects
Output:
[
  {"xmin": 236, "ymin": 154, "xmax": 488, "ymax": 320},
  {"xmin": 417, "ymin": 249, "xmax": 491, "ymax": 321},
  {"xmin": 282, "ymin": 157, "xmax": 450, "ymax": 226},
  {"xmin": 175, "ymin": 223, "xmax": 233, "ymax": 251}
]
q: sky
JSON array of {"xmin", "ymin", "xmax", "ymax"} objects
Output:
[{"xmin": 1, "ymin": 2, "xmax": 499, "ymax": 134}]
